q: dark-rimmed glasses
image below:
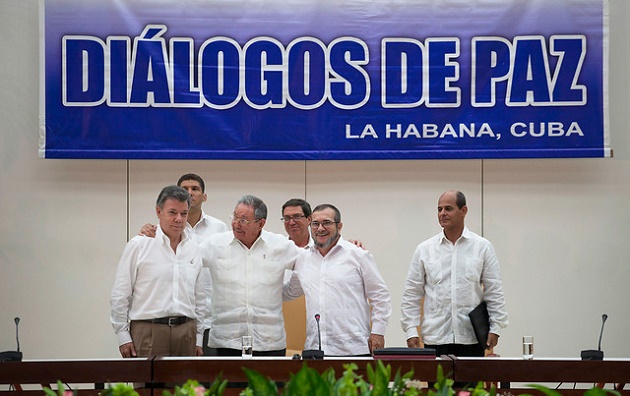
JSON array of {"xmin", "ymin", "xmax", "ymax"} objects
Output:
[{"xmin": 310, "ymin": 220, "xmax": 338, "ymax": 229}]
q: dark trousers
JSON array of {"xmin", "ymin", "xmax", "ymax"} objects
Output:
[
  {"xmin": 210, "ymin": 347, "xmax": 287, "ymax": 389},
  {"xmin": 211, "ymin": 347, "xmax": 286, "ymax": 357},
  {"xmin": 423, "ymin": 343, "xmax": 485, "ymax": 358},
  {"xmin": 202, "ymin": 329, "xmax": 215, "ymax": 356},
  {"xmin": 424, "ymin": 343, "xmax": 485, "ymax": 389}
]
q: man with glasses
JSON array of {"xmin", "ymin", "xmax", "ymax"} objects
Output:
[
  {"xmin": 281, "ymin": 198, "xmax": 313, "ymax": 249},
  {"xmin": 199, "ymin": 195, "xmax": 300, "ymax": 357},
  {"xmin": 280, "ymin": 198, "xmax": 364, "ymax": 250},
  {"xmin": 283, "ymin": 204, "xmax": 391, "ymax": 356}
]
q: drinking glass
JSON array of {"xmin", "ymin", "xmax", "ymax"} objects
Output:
[
  {"xmin": 522, "ymin": 336, "xmax": 534, "ymax": 360},
  {"xmin": 241, "ymin": 335, "xmax": 253, "ymax": 359}
]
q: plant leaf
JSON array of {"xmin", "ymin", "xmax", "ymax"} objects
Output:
[{"xmin": 242, "ymin": 367, "xmax": 278, "ymax": 396}]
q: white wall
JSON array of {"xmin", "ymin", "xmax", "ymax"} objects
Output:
[{"xmin": 1, "ymin": 0, "xmax": 629, "ymax": 361}]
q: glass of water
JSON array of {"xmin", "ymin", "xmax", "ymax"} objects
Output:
[
  {"xmin": 522, "ymin": 336, "xmax": 534, "ymax": 360},
  {"xmin": 242, "ymin": 335, "xmax": 253, "ymax": 359}
]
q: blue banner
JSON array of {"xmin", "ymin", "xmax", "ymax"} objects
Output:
[{"xmin": 39, "ymin": 0, "xmax": 610, "ymax": 159}]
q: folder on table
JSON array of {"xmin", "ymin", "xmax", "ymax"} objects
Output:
[{"xmin": 373, "ymin": 347, "xmax": 436, "ymax": 360}]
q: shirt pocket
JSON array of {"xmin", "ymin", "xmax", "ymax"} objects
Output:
[
  {"xmin": 465, "ymin": 258, "xmax": 483, "ymax": 282},
  {"xmin": 179, "ymin": 257, "xmax": 200, "ymax": 284},
  {"xmin": 213, "ymin": 258, "xmax": 240, "ymax": 286},
  {"xmin": 257, "ymin": 260, "xmax": 282, "ymax": 286},
  {"xmin": 424, "ymin": 260, "xmax": 442, "ymax": 285}
]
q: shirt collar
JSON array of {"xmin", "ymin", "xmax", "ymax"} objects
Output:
[
  {"xmin": 288, "ymin": 234, "xmax": 313, "ymax": 249},
  {"xmin": 310, "ymin": 235, "xmax": 345, "ymax": 255},
  {"xmin": 231, "ymin": 229, "xmax": 266, "ymax": 249},
  {"xmin": 440, "ymin": 226, "xmax": 471, "ymax": 244},
  {"xmin": 157, "ymin": 225, "xmax": 191, "ymax": 245},
  {"xmin": 186, "ymin": 210, "xmax": 208, "ymax": 230}
]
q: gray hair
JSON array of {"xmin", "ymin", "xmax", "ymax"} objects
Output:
[
  {"xmin": 237, "ymin": 194, "xmax": 268, "ymax": 220},
  {"xmin": 156, "ymin": 185, "xmax": 191, "ymax": 209}
]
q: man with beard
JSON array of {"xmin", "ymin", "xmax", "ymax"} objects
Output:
[{"xmin": 283, "ymin": 204, "xmax": 391, "ymax": 356}]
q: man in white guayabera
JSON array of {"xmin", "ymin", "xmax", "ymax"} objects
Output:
[
  {"xmin": 283, "ymin": 204, "xmax": 391, "ymax": 356},
  {"xmin": 200, "ymin": 195, "xmax": 300, "ymax": 357},
  {"xmin": 401, "ymin": 190, "xmax": 508, "ymax": 358}
]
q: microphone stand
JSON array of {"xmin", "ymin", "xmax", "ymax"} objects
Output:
[
  {"xmin": 302, "ymin": 314, "xmax": 324, "ymax": 360},
  {"xmin": 581, "ymin": 314, "xmax": 607, "ymax": 360}
]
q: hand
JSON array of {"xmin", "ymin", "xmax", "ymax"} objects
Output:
[
  {"xmin": 406, "ymin": 337, "xmax": 420, "ymax": 348},
  {"xmin": 348, "ymin": 239, "xmax": 366, "ymax": 250},
  {"xmin": 195, "ymin": 346, "xmax": 204, "ymax": 356},
  {"xmin": 486, "ymin": 333, "xmax": 499, "ymax": 349},
  {"xmin": 139, "ymin": 223, "xmax": 157, "ymax": 237},
  {"xmin": 119, "ymin": 342, "xmax": 137, "ymax": 358},
  {"xmin": 368, "ymin": 334, "xmax": 385, "ymax": 352}
]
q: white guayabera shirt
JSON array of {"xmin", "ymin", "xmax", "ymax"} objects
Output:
[
  {"xmin": 284, "ymin": 237, "xmax": 392, "ymax": 356},
  {"xmin": 401, "ymin": 227, "xmax": 508, "ymax": 345},
  {"xmin": 200, "ymin": 229, "xmax": 300, "ymax": 351},
  {"xmin": 187, "ymin": 211, "xmax": 229, "ymax": 332}
]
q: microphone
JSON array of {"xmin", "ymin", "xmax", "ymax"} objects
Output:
[
  {"xmin": 0, "ymin": 317, "xmax": 23, "ymax": 362},
  {"xmin": 301, "ymin": 314, "xmax": 324, "ymax": 360},
  {"xmin": 315, "ymin": 314, "xmax": 322, "ymax": 351},
  {"xmin": 581, "ymin": 313, "xmax": 607, "ymax": 360},
  {"xmin": 15, "ymin": 317, "xmax": 20, "ymax": 353},
  {"xmin": 597, "ymin": 314, "xmax": 608, "ymax": 351}
]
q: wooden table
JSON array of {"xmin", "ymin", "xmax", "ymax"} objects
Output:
[
  {"xmin": 3, "ymin": 356, "xmax": 629, "ymax": 395},
  {"xmin": 452, "ymin": 357, "xmax": 630, "ymax": 392},
  {"xmin": 0, "ymin": 358, "xmax": 152, "ymax": 395}
]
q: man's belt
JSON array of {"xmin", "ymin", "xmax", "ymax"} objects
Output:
[{"xmin": 137, "ymin": 316, "xmax": 191, "ymax": 326}]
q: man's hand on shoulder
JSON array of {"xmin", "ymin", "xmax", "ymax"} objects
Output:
[
  {"xmin": 139, "ymin": 223, "xmax": 157, "ymax": 237},
  {"xmin": 348, "ymin": 239, "xmax": 365, "ymax": 250}
]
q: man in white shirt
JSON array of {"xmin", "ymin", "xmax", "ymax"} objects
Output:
[
  {"xmin": 110, "ymin": 185, "xmax": 205, "ymax": 358},
  {"xmin": 176, "ymin": 173, "xmax": 229, "ymax": 240},
  {"xmin": 280, "ymin": 198, "xmax": 364, "ymax": 250},
  {"xmin": 140, "ymin": 173, "xmax": 228, "ymax": 356},
  {"xmin": 281, "ymin": 198, "xmax": 313, "ymax": 249},
  {"xmin": 283, "ymin": 204, "xmax": 392, "ymax": 356},
  {"xmin": 200, "ymin": 195, "xmax": 300, "ymax": 356},
  {"xmin": 400, "ymin": 190, "xmax": 508, "ymax": 357}
]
